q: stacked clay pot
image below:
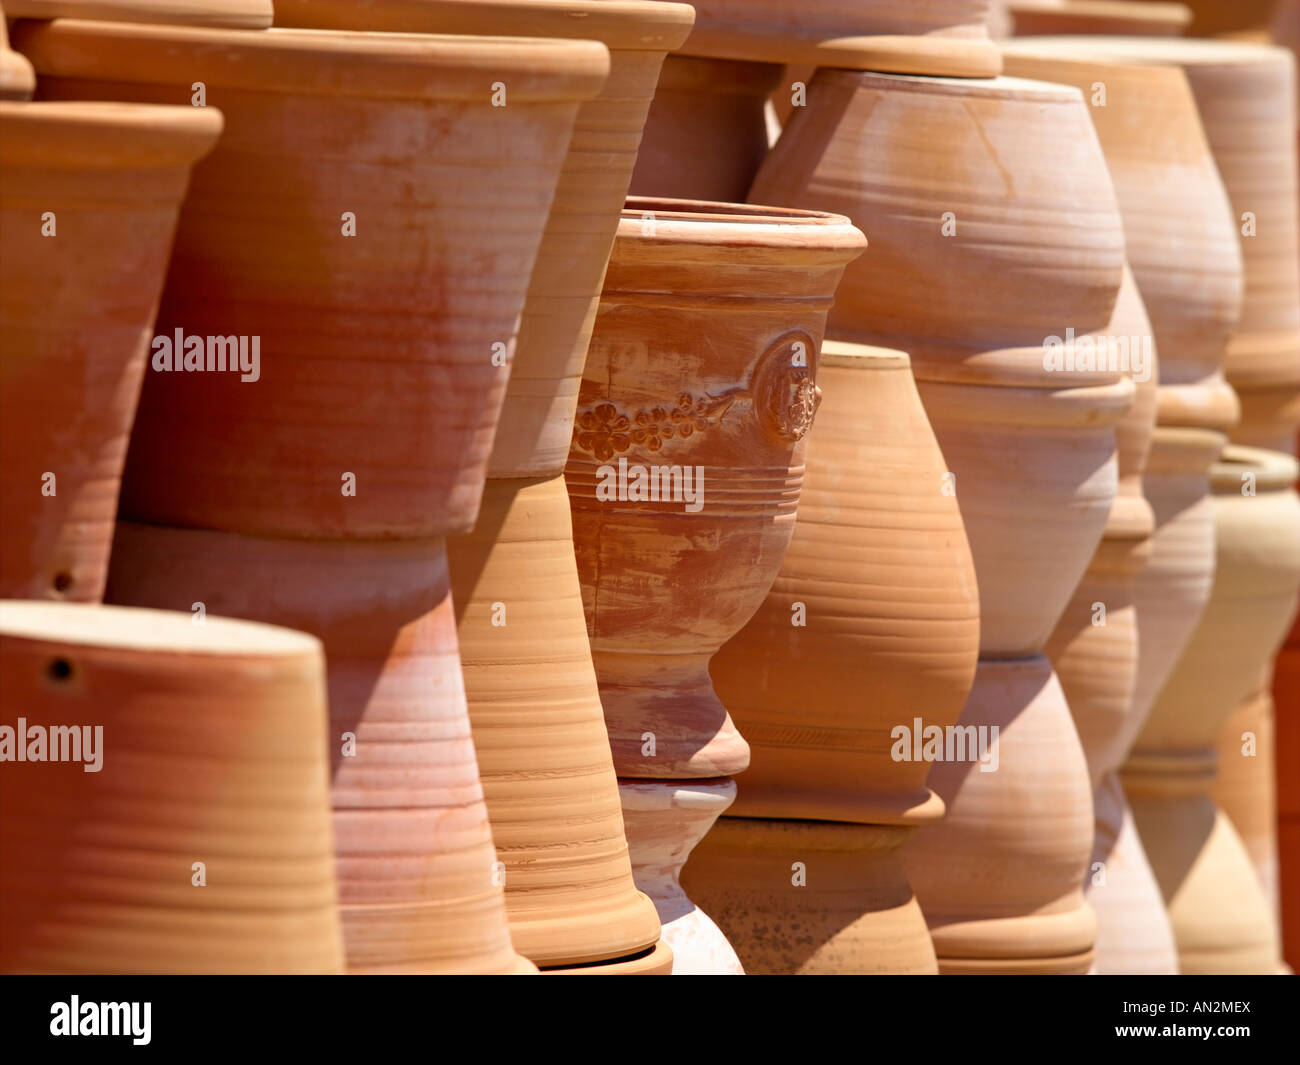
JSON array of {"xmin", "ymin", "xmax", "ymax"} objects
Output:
[
  {"xmin": 1002, "ymin": 39, "xmax": 1246, "ymax": 973},
  {"xmin": 0, "ymin": 98, "xmax": 220, "ymax": 602},
  {"xmin": 746, "ymin": 69, "xmax": 1133, "ymax": 974},
  {"xmin": 564, "ymin": 199, "xmax": 867, "ymax": 974},
  {"xmin": 274, "ymin": 0, "xmax": 697, "ymax": 981},
  {"xmin": 0, "ymin": 601, "xmax": 345, "ymax": 973},
  {"xmin": 680, "ymin": 341, "xmax": 981, "ymax": 975},
  {"xmin": 631, "ymin": 0, "xmax": 1002, "ymax": 202},
  {"xmin": 1041, "ymin": 270, "xmax": 1180, "ymax": 974},
  {"xmin": 1124, "ymin": 447, "xmax": 1300, "ymax": 973},
  {"xmin": 16, "ymin": 16, "xmax": 609, "ymax": 974}
]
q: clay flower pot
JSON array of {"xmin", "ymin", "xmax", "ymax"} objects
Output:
[
  {"xmin": 0, "ymin": 101, "xmax": 220, "ymax": 603},
  {"xmin": 565, "ymin": 198, "xmax": 866, "ymax": 778},
  {"xmin": 0, "ymin": 7, "xmax": 35, "ymax": 100},
  {"xmin": 1042, "ymin": 268, "xmax": 1180, "ymax": 973},
  {"xmin": 21, "ymin": 19, "xmax": 609, "ymax": 974},
  {"xmin": 0, "ymin": 601, "xmax": 344, "ymax": 974},
  {"xmin": 273, "ymin": 0, "xmax": 694, "ymax": 973},
  {"xmin": 1007, "ymin": 0, "xmax": 1192, "ymax": 36},
  {"xmin": 901, "ymin": 656, "xmax": 1099, "ymax": 973},
  {"xmin": 618, "ymin": 779, "xmax": 745, "ymax": 975},
  {"xmin": 682, "ymin": 819, "xmax": 939, "ymax": 975},
  {"xmin": 3, "ymin": 0, "xmax": 272, "ymax": 27},
  {"xmin": 1125, "ymin": 445, "xmax": 1300, "ymax": 973},
  {"xmin": 710, "ymin": 341, "xmax": 980, "ymax": 825}
]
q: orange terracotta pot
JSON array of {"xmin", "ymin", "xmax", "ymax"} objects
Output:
[
  {"xmin": 902, "ymin": 656, "xmax": 1098, "ymax": 974},
  {"xmin": 752, "ymin": 69, "xmax": 1130, "ymax": 655},
  {"xmin": 618, "ymin": 779, "xmax": 745, "ymax": 974},
  {"xmin": 630, "ymin": 55, "xmax": 781, "ymax": 204},
  {"xmin": 15, "ymin": 19, "xmax": 607, "ymax": 539},
  {"xmin": 445, "ymin": 476, "xmax": 661, "ymax": 967},
  {"xmin": 1042, "ymin": 268, "xmax": 1178, "ymax": 973},
  {"xmin": 1126, "ymin": 445, "xmax": 1300, "ymax": 973},
  {"xmin": 105, "ymin": 523, "xmax": 535, "ymax": 974},
  {"xmin": 0, "ymin": 601, "xmax": 344, "ymax": 974},
  {"xmin": 676, "ymin": 0, "xmax": 1003, "ymax": 76},
  {"xmin": 0, "ymin": 6, "xmax": 35, "ymax": 99},
  {"xmin": 681, "ymin": 819, "xmax": 939, "ymax": 975},
  {"xmin": 4, "ymin": 0, "xmax": 272, "ymax": 28},
  {"xmin": 710, "ymin": 342, "xmax": 980, "ymax": 825},
  {"xmin": 564, "ymin": 198, "xmax": 866, "ymax": 779},
  {"xmin": 0, "ymin": 101, "xmax": 219, "ymax": 603},
  {"xmin": 1007, "ymin": 0, "xmax": 1191, "ymax": 36}
]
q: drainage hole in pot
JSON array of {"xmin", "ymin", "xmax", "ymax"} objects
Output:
[
  {"xmin": 46, "ymin": 658, "xmax": 74, "ymax": 684},
  {"xmin": 52, "ymin": 571, "xmax": 74, "ymax": 594}
]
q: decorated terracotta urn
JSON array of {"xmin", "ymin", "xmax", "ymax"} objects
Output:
[
  {"xmin": 274, "ymin": 0, "xmax": 697, "ymax": 977},
  {"xmin": 18, "ymin": 18, "xmax": 609, "ymax": 974},
  {"xmin": 1125, "ymin": 445, "xmax": 1300, "ymax": 973},
  {"xmin": 0, "ymin": 601, "xmax": 344, "ymax": 973},
  {"xmin": 0, "ymin": 100, "xmax": 220, "ymax": 603},
  {"xmin": 753, "ymin": 67, "xmax": 1131, "ymax": 973},
  {"xmin": 565, "ymin": 197, "xmax": 865, "ymax": 971},
  {"xmin": 682, "ymin": 341, "xmax": 979, "ymax": 974},
  {"xmin": 631, "ymin": 0, "xmax": 1002, "ymax": 203}
]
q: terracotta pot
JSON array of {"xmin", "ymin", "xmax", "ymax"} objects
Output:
[
  {"xmin": 0, "ymin": 600, "xmax": 344, "ymax": 974},
  {"xmin": 1124, "ymin": 0, "xmax": 1281, "ymax": 37},
  {"xmin": 630, "ymin": 55, "xmax": 781, "ymax": 204},
  {"xmin": 3, "ymin": 0, "xmax": 272, "ymax": 27},
  {"xmin": 564, "ymin": 198, "xmax": 866, "ymax": 778},
  {"xmin": 0, "ymin": 6, "xmax": 35, "ymax": 99},
  {"xmin": 752, "ymin": 68, "xmax": 1131, "ymax": 655},
  {"xmin": 1126, "ymin": 445, "xmax": 1300, "ymax": 973},
  {"xmin": 902, "ymin": 655, "xmax": 1098, "ymax": 974},
  {"xmin": 1042, "ymin": 268, "xmax": 1176, "ymax": 973},
  {"xmin": 999, "ymin": 41, "xmax": 1244, "ymax": 438},
  {"xmin": 15, "ymin": 19, "xmax": 607, "ymax": 539},
  {"xmin": 1008, "ymin": 0, "xmax": 1192, "ymax": 36},
  {"xmin": 675, "ymin": 0, "xmax": 1002, "ymax": 76},
  {"xmin": 445, "ymin": 476, "xmax": 661, "ymax": 967},
  {"xmin": 0, "ymin": 101, "xmax": 220, "ymax": 604},
  {"xmin": 273, "ymin": 0, "xmax": 692, "ymax": 973},
  {"xmin": 681, "ymin": 819, "xmax": 939, "ymax": 975},
  {"xmin": 618, "ymin": 779, "xmax": 745, "ymax": 975},
  {"xmin": 709, "ymin": 341, "xmax": 980, "ymax": 824},
  {"xmin": 105, "ymin": 523, "xmax": 536, "ymax": 974},
  {"xmin": 1213, "ymin": 672, "xmax": 1282, "ymax": 913}
]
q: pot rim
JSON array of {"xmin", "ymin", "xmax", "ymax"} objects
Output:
[
  {"xmin": 814, "ymin": 66, "xmax": 1086, "ymax": 104},
  {"xmin": 273, "ymin": 0, "xmax": 696, "ymax": 52},
  {"xmin": 5, "ymin": 0, "xmax": 272, "ymax": 29},
  {"xmin": 819, "ymin": 337, "xmax": 911, "ymax": 371},
  {"xmin": 1003, "ymin": 33, "xmax": 1294, "ymax": 69},
  {"xmin": 1211, "ymin": 444, "xmax": 1300, "ymax": 493},
  {"xmin": 0, "ymin": 600, "xmax": 323, "ymax": 657},
  {"xmin": 0, "ymin": 100, "xmax": 222, "ymax": 167},
  {"xmin": 12, "ymin": 19, "xmax": 611, "ymax": 101}
]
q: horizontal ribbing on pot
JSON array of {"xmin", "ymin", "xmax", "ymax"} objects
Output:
[
  {"xmin": 0, "ymin": 601, "xmax": 344, "ymax": 974},
  {"xmin": 105, "ymin": 523, "xmax": 534, "ymax": 975},
  {"xmin": 4, "ymin": 0, "xmax": 272, "ymax": 28},
  {"xmin": 0, "ymin": 102, "xmax": 220, "ymax": 604},
  {"xmin": 16, "ymin": 20, "xmax": 607, "ymax": 540},
  {"xmin": 675, "ymin": 0, "xmax": 1002, "ymax": 76}
]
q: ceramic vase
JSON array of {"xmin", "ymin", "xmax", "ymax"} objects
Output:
[
  {"xmin": 275, "ymin": 0, "xmax": 696, "ymax": 976},
  {"xmin": 565, "ymin": 197, "xmax": 865, "ymax": 973},
  {"xmin": 1125, "ymin": 445, "xmax": 1300, "ymax": 973},
  {"xmin": 1042, "ymin": 268, "xmax": 1180, "ymax": 973},
  {"xmin": 0, "ymin": 601, "xmax": 344, "ymax": 973},
  {"xmin": 0, "ymin": 100, "xmax": 220, "ymax": 603},
  {"xmin": 684, "ymin": 341, "xmax": 978, "ymax": 974},
  {"xmin": 753, "ymin": 66, "xmax": 1131, "ymax": 972},
  {"xmin": 0, "ymin": 5, "xmax": 35, "ymax": 99},
  {"xmin": 19, "ymin": 18, "xmax": 608, "ymax": 974}
]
